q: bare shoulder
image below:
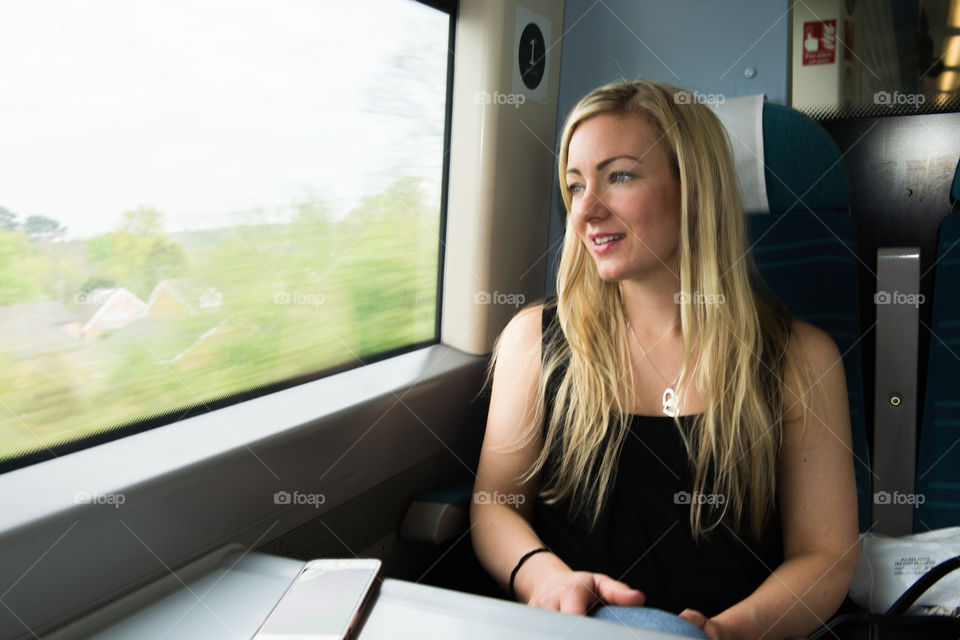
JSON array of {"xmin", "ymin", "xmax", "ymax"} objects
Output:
[
  {"xmin": 787, "ymin": 319, "xmax": 844, "ymax": 377},
  {"xmin": 480, "ymin": 302, "xmax": 547, "ymax": 454},
  {"xmin": 494, "ymin": 302, "xmax": 545, "ymax": 363},
  {"xmin": 783, "ymin": 319, "xmax": 851, "ymax": 443}
]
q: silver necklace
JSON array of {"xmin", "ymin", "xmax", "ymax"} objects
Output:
[{"xmin": 625, "ymin": 319, "xmax": 682, "ymax": 417}]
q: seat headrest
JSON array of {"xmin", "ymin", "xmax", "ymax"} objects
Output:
[
  {"xmin": 762, "ymin": 103, "xmax": 850, "ymax": 213},
  {"xmin": 708, "ymin": 95, "xmax": 768, "ymax": 213}
]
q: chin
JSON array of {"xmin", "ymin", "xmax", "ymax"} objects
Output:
[
  {"xmin": 595, "ymin": 272, "xmax": 623, "ymax": 282},
  {"xmin": 592, "ymin": 262, "xmax": 628, "ymax": 282}
]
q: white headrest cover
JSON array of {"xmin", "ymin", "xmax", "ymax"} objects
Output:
[{"xmin": 707, "ymin": 94, "xmax": 769, "ymax": 214}]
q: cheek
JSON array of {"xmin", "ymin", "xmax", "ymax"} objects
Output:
[
  {"xmin": 620, "ymin": 193, "xmax": 682, "ymax": 249},
  {"xmin": 617, "ymin": 192, "xmax": 659, "ymax": 228}
]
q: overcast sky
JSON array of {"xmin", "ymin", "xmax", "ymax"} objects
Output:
[{"xmin": 0, "ymin": 0, "xmax": 448, "ymax": 239}]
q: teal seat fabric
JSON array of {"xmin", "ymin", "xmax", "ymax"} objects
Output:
[
  {"xmin": 914, "ymin": 211, "xmax": 960, "ymax": 530},
  {"xmin": 418, "ymin": 481, "xmax": 474, "ymax": 509},
  {"xmin": 747, "ymin": 212, "xmax": 871, "ymax": 532},
  {"xmin": 762, "ymin": 103, "xmax": 850, "ymax": 213},
  {"xmin": 745, "ymin": 103, "xmax": 870, "ymax": 531},
  {"xmin": 952, "ymin": 157, "xmax": 960, "ymax": 204}
]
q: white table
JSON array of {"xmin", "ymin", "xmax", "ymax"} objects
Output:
[{"xmin": 46, "ymin": 547, "xmax": 685, "ymax": 639}]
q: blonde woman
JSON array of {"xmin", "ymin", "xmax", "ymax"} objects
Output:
[{"xmin": 470, "ymin": 80, "xmax": 859, "ymax": 640}]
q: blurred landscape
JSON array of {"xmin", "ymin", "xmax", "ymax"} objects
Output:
[{"xmin": 0, "ymin": 177, "xmax": 439, "ymax": 461}]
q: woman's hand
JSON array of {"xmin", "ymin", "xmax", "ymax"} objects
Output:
[
  {"xmin": 678, "ymin": 608, "xmax": 731, "ymax": 640},
  {"xmin": 526, "ymin": 569, "xmax": 645, "ymax": 615}
]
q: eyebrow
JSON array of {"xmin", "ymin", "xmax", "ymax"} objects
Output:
[{"xmin": 565, "ymin": 154, "xmax": 640, "ymax": 176}]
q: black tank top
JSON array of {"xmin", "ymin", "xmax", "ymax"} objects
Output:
[{"xmin": 532, "ymin": 300, "xmax": 784, "ymax": 616}]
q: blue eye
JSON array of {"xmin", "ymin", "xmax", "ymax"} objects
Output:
[
  {"xmin": 611, "ymin": 171, "xmax": 634, "ymax": 183},
  {"xmin": 567, "ymin": 183, "xmax": 584, "ymax": 195}
]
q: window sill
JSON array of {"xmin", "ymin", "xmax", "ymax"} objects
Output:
[{"xmin": 0, "ymin": 344, "xmax": 486, "ymax": 640}]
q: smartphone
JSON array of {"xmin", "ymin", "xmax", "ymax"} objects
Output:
[{"xmin": 253, "ymin": 558, "xmax": 382, "ymax": 640}]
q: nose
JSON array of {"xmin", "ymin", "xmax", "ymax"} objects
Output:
[{"xmin": 572, "ymin": 182, "xmax": 609, "ymax": 224}]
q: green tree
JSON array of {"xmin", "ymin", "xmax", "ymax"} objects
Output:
[
  {"xmin": 142, "ymin": 238, "xmax": 188, "ymax": 287},
  {"xmin": 80, "ymin": 276, "xmax": 117, "ymax": 292},
  {"xmin": 23, "ymin": 215, "xmax": 66, "ymax": 242},
  {"xmin": 0, "ymin": 231, "xmax": 43, "ymax": 304},
  {"xmin": 121, "ymin": 206, "xmax": 164, "ymax": 237},
  {"xmin": 85, "ymin": 207, "xmax": 188, "ymax": 299},
  {"xmin": 336, "ymin": 177, "xmax": 439, "ymax": 355},
  {"xmin": 0, "ymin": 207, "xmax": 17, "ymax": 232}
]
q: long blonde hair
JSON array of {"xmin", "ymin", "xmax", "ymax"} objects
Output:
[{"xmin": 488, "ymin": 80, "xmax": 798, "ymax": 541}]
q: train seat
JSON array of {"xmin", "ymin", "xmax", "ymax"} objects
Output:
[
  {"xmin": 743, "ymin": 102, "xmax": 871, "ymax": 532},
  {"xmin": 914, "ymin": 160, "xmax": 960, "ymax": 531}
]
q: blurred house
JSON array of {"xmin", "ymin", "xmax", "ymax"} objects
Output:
[
  {"xmin": 146, "ymin": 279, "xmax": 222, "ymax": 317},
  {"xmin": 74, "ymin": 288, "xmax": 148, "ymax": 341}
]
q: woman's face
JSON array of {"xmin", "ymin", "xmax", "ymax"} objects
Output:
[{"xmin": 565, "ymin": 113, "xmax": 682, "ymax": 283}]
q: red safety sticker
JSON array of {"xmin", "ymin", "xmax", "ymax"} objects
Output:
[{"xmin": 802, "ymin": 19, "xmax": 837, "ymax": 66}]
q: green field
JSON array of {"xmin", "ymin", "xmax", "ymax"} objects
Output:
[{"xmin": 0, "ymin": 178, "xmax": 439, "ymax": 462}]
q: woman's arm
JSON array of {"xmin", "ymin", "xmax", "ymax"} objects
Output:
[
  {"xmin": 681, "ymin": 321, "xmax": 860, "ymax": 640},
  {"xmin": 471, "ymin": 304, "xmax": 645, "ymax": 613}
]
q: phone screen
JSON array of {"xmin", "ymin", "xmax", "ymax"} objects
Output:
[{"xmin": 256, "ymin": 560, "xmax": 381, "ymax": 639}]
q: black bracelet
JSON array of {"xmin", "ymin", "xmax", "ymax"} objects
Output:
[{"xmin": 508, "ymin": 547, "xmax": 550, "ymax": 601}]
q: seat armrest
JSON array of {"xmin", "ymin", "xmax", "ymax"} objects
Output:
[{"xmin": 400, "ymin": 482, "xmax": 473, "ymax": 544}]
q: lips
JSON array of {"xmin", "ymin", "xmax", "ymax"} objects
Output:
[
  {"xmin": 590, "ymin": 233, "xmax": 625, "ymax": 254},
  {"xmin": 592, "ymin": 233, "xmax": 626, "ymax": 245}
]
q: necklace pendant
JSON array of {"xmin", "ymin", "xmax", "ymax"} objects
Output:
[{"xmin": 662, "ymin": 386, "xmax": 680, "ymax": 417}]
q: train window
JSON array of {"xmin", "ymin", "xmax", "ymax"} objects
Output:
[{"xmin": 0, "ymin": 0, "xmax": 452, "ymax": 470}]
